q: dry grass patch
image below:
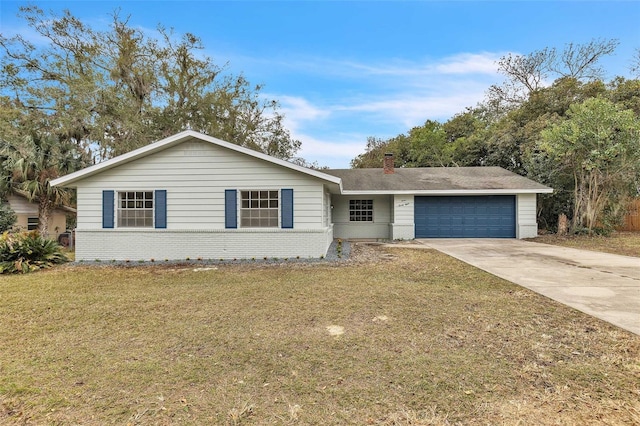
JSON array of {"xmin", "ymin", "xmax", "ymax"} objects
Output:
[
  {"xmin": 533, "ymin": 231, "xmax": 640, "ymax": 257},
  {"xmin": 1, "ymin": 245, "xmax": 639, "ymax": 425}
]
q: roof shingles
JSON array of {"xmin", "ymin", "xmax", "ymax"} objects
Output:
[{"xmin": 324, "ymin": 167, "xmax": 552, "ymax": 192}]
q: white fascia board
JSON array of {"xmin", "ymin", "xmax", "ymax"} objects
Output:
[
  {"xmin": 51, "ymin": 130, "xmax": 342, "ymax": 187},
  {"xmin": 341, "ymin": 188, "xmax": 554, "ymax": 196}
]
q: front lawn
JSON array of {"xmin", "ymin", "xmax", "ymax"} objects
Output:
[
  {"xmin": 533, "ymin": 231, "xmax": 640, "ymax": 257},
  {"xmin": 1, "ymin": 246, "xmax": 638, "ymax": 425}
]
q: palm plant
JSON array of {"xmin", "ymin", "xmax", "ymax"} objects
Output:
[
  {"xmin": 0, "ymin": 231, "xmax": 69, "ymax": 273},
  {"xmin": 0, "ymin": 133, "xmax": 85, "ymax": 238}
]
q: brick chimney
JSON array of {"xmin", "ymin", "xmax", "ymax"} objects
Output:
[{"xmin": 383, "ymin": 153, "xmax": 395, "ymax": 174}]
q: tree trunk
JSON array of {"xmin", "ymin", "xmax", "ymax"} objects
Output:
[
  {"xmin": 570, "ymin": 168, "xmax": 583, "ymax": 231},
  {"xmin": 557, "ymin": 214, "xmax": 569, "ymax": 235},
  {"xmin": 38, "ymin": 196, "xmax": 54, "ymax": 239}
]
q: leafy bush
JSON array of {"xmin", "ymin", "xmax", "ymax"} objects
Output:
[
  {"xmin": 0, "ymin": 203, "xmax": 17, "ymax": 233},
  {"xmin": 0, "ymin": 231, "xmax": 69, "ymax": 274},
  {"xmin": 572, "ymin": 226, "xmax": 612, "ymax": 237}
]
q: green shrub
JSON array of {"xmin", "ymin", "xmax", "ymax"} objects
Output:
[
  {"xmin": 0, "ymin": 231, "xmax": 69, "ymax": 274},
  {"xmin": 572, "ymin": 226, "xmax": 612, "ymax": 237},
  {"xmin": 0, "ymin": 203, "xmax": 17, "ymax": 233}
]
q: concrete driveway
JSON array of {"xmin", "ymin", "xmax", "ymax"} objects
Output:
[{"xmin": 417, "ymin": 239, "xmax": 640, "ymax": 335}]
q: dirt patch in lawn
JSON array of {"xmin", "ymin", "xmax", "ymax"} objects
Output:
[{"xmin": 1, "ymin": 245, "xmax": 638, "ymax": 425}]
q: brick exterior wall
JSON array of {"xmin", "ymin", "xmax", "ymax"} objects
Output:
[{"xmin": 75, "ymin": 227, "xmax": 333, "ymax": 261}]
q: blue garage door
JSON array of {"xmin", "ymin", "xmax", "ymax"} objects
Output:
[{"xmin": 415, "ymin": 196, "xmax": 516, "ymax": 238}]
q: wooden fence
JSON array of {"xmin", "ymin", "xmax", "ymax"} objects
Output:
[{"xmin": 620, "ymin": 199, "xmax": 640, "ymax": 231}]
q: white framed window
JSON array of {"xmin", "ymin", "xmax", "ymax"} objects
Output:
[
  {"xmin": 117, "ymin": 191, "xmax": 153, "ymax": 227},
  {"xmin": 27, "ymin": 217, "xmax": 39, "ymax": 230},
  {"xmin": 349, "ymin": 199, "xmax": 373, "ymax": 222},
  {"xmin": 240, "ymin": 190, "xmax": 278, "ymax": 228}
]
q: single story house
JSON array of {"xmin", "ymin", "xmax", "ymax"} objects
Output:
[
  {"xmin": 5, "ymin": 190, "xmax": 75, "ymax": 240},
  {"xmin": 51, "ymin": 130, "xmax": 552, "ymax": 261}
]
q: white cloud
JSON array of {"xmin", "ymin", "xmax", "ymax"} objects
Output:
[
  {"xmin": 279, "ymin": 88, "xmax": 491, "ymax": 168},
  {"xmin": 294, "ymin": 132, "xmax": 367, "ymax": 169},
  {"xmin": 276, "ymin": 95, "xmax": 331, "ymax": 127},
  {"xmin": 262, "ymin": 52, "xmax": 507, "ymax": 130},
  {"xmin": 341, "ymin": 92, "xmax": 488, "ymax": 129},
  {"xmin": 434, "ymin": 52, "xmax": 504, "ymax": 74},
  {"xmin": 245, "ymin": 51, "xmax": 506, "ymax": 80},
  {"xmin": 264, "ymin": 52, "xmax": 510, "ymax": 167},
  {"xmin": 339, "ymin": 52, "xmax": 504, "ymax": 78},
  {"xmin": 296, "ymin": 133, "xmax": 365, "ymax": 158},
  {"xmin": 270, "ymin": 96, "xmax": 361, "ymax": 167}
]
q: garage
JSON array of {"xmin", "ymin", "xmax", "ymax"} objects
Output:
[{"xmin": 415, "ymin": 195, "xmax": 516, "ymax": 238}]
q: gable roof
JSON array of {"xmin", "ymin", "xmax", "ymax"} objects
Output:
[
  {"xmin": 50, "ymin": 130, "xmax": 552, "ymax": 195},
  {"xmin": 324, "ymin": 167, "xmax": 553, "ymax": 194},
  {"xmin": 50, "ymin": 130, "xmax": 342, "ymax": 188}
]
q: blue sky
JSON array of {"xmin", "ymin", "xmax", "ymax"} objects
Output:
[{"xmin": 1, "ymin": 1, "xmax": 639, "ymax": 168}]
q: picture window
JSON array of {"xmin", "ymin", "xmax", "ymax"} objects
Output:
[
  {"xmin": 349, "ymin": 199, "xmax": 373, "ymax": 222},
  {"xmin": 240, "ymin": 190, "xmax": 279, "ymax": 227},
  {"xmin": 117, "ymin": 191, "xmax": 154, "ymax": 227}
]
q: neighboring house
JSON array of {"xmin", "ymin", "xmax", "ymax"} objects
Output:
[
  {"xmin": 51, "ymin": 130, "xmax": 552, "ymax": 261},
  {"xmin": 5, "ymin": 190, "xmax": 75, "ymax": 240}
]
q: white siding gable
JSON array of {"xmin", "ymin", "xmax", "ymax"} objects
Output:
[{"xmin": 76, "ymin": 139, "xmax": 327, "ymax": 231}]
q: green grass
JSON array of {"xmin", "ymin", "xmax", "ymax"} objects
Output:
[
  {"xmin": 1, "ymin": 246, "xmax": 639, "ymax": 425},
  {"xmin": 533, "ymin": 231, "xmax": 640, "ymax": 257}
]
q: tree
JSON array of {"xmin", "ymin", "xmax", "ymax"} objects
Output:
[
  {"xmin": 351, "ymin": 137, "xmax": 387, "ymax": 168},
  {"xmin": 442, "ymin": 108, "xmax": 489, "ymax": 166},
  {"xmin": 629, "ymin": 48, "xmax": 640, "ymax": 78},
  {"xmin": 350, "ymin": 116, "xmax": 489, "ymax": 170},
  {"xmin": 550, "ymin": 39, "xmax": 619, "ymax": 80},
  {"xmin": 483, "ymin": 78, "xmax": 606, "ymax": 175},
  {"xmin": 540, "ymin": 98, "xmax": 640, "ymax": 232},
  {"xmin": 288, "ymin": 157, "xmax": 329, "ymax": 170},
  {"xmin": 488, "ymin": 39, "xmax": 619, "ymax": 113},
  {"xmin": 405, "ymin": 120, "xmax": 450, "ymax": 167},
  {"xmin": 488, "ymin": 48, "xmax": 554, "ymax": 108},
  {"xmin": 0, "ymin": 133, "xmax": 85, "ymax": 238},
  {"xmin": 0, "ymin": 6, "xmax": 300, "ymax": 162},
  {"xmin": 608, "ymin": 77, "xmax": 640, "ymax": 116}
]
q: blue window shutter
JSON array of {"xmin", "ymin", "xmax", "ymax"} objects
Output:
[
  {"xmin": 155, "ymin": 190, "xmax": 167, "ymax": 229},
  {"xmin": 102, "ymin": 190, "xmax": 114, "ymax": 228},
  {"xmin": 281, "ymin": 189, "xmax": 294, "ymax": 229},
  {"xmin": 225, "ymin": 190, "xmax": 237, "ymax": 229}
]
